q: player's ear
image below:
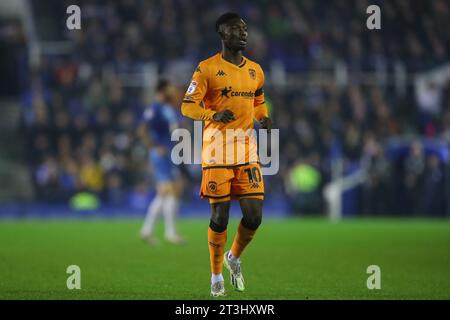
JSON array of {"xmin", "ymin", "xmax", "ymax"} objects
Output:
[{"xmin": 217, "ymin": 25, "xmax": 227, "ymax": 40}]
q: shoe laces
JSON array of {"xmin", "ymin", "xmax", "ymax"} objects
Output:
[
  {"xmin": 212, "ymin": 281, "xmax": 224, "ymax": 290},
  {"xmin": 230, "ymin": 259, "xmax": 241, "ymax": 275}
]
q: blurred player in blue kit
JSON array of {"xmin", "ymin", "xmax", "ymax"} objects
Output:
[{"xmin": 138, "ymin": 79, "xmax": 185, "ymax": 245}]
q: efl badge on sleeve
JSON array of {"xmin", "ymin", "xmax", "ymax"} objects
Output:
[{"xmin": 186, "ymin": 80, "xmax": 197, "ymax": 94}]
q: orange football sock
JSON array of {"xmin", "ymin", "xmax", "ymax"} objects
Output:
[
  {"xmin": 230, "ymin": 222, "xmax": 257, "ymax": 258},
  {"xmin": 208, "ymin": 227, "xmax": 227, "ymax": 274}
]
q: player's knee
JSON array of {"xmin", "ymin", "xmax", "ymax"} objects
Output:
[
  {"xmin": 241, "ymin": 215, "xmax": 262, "ymax": 230},
  {"xmin": 209, "ymin": 218, "xmax": 228, "ymax": 233},
  {"xmin": 209, "ymin": 202, "xmax": 230, "ymax": 232}
]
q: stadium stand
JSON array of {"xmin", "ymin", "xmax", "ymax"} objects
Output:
[{"xmin": 3, "ymin": 0, "xmax": 450, "ymax": 217}]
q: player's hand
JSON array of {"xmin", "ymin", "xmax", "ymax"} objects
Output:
[
  {"xmin": 259, "ymin": 117, "xmax": 272, "ymax": 133},
  {"xmin": 213, "ymin": 109, "xmax": 235, "ymax": 123}
]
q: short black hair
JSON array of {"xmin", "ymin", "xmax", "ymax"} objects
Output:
[
  {"xmin": 156, "ymin": 79, "xmax": 169, "ymax": 93},
  {"xmin": 215, "ymin": 12, "xmax": 242, "ymax": 32}
]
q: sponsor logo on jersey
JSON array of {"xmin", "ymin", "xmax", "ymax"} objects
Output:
[
  {"xmin": 220, "ymin": 86, "xmax": 255, "ymax": 99},
  {"xmin": 220, "ymin": 86, "xmax": 232, "ymax": 98},
  {"xmin": 250, "ymin": 182, "xmax": 260, "ymax": 189},
  {"xmin": 216, "ymin": 70, "xmax": 227, "ymax": 76}
]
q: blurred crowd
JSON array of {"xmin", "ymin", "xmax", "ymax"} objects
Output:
[
  {"xmin": 18, "ymin": 0, "xmax": 450, "ymax": 215},
  {"xmin": 22, "ymin": 76, "xmax": 152, "ymax": 206},
  {"xmin": 33, "ymin": 0, "xmax": 449, "ymax": 72},
  {"xmin": 273, "ymin": 81, "xmax": 450, "ymax": 216}
]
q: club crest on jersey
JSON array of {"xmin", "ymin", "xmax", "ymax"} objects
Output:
[
  {"xmin": 186, "ymin": 80, "xmax": 197, "ymax": 94},
  {"xmin": 248, "ymin": 68, "xmax": 256, "ymax": 80},
  {"xmin": 208, "ymin": 181, "xmax": 218, "ymax": 193}
]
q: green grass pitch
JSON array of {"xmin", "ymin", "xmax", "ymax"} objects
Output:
[{"xmin": 0, "ymin": 218, "xmax": 449, "ymax": 299}]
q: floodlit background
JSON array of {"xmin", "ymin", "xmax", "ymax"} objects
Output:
[
  {"xmin": 0, "ymin": 0, "xmax": 449, "ymax": 299},
  {"xmin": 1, "ymin": 0, "xmax": 450, "ymax": 218}
]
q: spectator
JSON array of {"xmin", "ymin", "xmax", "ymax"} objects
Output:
[
  {"xmin": 285, "ymin": 155, "xmax": 322, "ymax": 215},
  {"xmin": 403, "ymin": 141, "xmax": 426, "ymax": 215}
]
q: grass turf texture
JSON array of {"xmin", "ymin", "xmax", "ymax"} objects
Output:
[{"xmin": 0, "ymin": 218, "xmax": 449, "ymax": 299}]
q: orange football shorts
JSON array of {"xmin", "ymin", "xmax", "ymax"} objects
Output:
[{"xmin": 200, "ymin": 162, "xmax": 264, "ymax": 203}]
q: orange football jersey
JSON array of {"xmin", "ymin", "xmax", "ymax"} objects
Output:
[{"xmin": 181, "ymin": 53, "xmax": 268, "ymax": 167}]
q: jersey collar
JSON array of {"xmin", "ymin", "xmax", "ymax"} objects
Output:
[{"xmin": 219, "ymin": 53, "xmax": 247, "ymax": 69}]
